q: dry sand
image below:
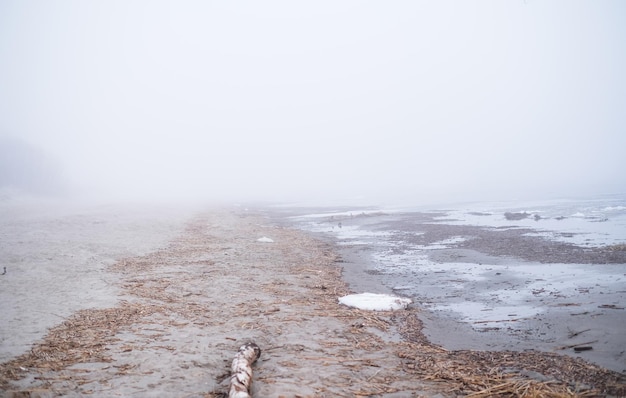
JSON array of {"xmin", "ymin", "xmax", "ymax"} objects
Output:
[{"xmin": 1, "ymin": 206, "xmax": 625, "ymax": 397}]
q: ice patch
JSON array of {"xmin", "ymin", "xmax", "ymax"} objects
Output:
[
  {"xmin": 425, "ymin": 199, "xmax": 626, "ymax": 247},
  {"xmin": 418, "ymin": 236, "xmax": 467, "ymax": 250},
  {"xmin": 291, "ymin": 209, "xmax": 384, "ymax": 219},
  {"xmin": 335, "ymin": 225, "xmax": 393, "ymax": 241},
  {"xmin": 339, "ymin": 293, "xmax": 411, "ymax": 311},
  {"xmin": 431, "ymin": 301, "xmax": 541, "ymax": 329},
  {"xmin": 604, "ymin": 206, "xmax": 626, "ymax": 211},
  {"xmin": 336, "ymin": 240, "xmax": 370, "ymax": 246}
]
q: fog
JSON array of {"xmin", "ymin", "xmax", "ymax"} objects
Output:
[{"xmin": 1, "ymin": 1, "xmax": 625, "ymax": 206}]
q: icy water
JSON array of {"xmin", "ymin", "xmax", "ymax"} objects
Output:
[
  {"xmin": 279, "ymin": 195, "xmax": 626, "ymax": 372},
  {"xmin": 291, "ymin": 195, "xmax": 626, "ymax": 247},
  {"xmin": 424, "ymin": 196, "xmax": 626, "ymax": 248}
]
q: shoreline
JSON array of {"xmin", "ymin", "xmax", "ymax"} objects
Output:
[
  {"xmin": 1, "ymin": 206, "xmax": 625, "ymax": 396},
  {"xmin": 0, "ymin": 202, "xmax": 197, "ymax": 363},
  {"xmin": 270, "ymin": 207, "xmax": 626, "ymax": 374},
  {"xmin": 338, "ymin": 244, "xmax": 626, "ymax": 372},
  {"xmin": 2, "ymin": 208, "xmax": 445, "ymax": 396}
]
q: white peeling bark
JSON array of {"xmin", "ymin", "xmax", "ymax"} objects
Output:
[{"xmin": 228, "ymin": 342, "xmax": 261, "ymax": 398}]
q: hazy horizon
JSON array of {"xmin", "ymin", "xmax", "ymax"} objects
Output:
[{"xmin": 1, "ymin": 1, "xmax": 625, "ymax": 206}]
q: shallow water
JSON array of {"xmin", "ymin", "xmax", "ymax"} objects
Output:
[
  {"xmin": 423, "ymin": 195, "xmax": 626, "ymax": 247},
  {"xmin": 282, "ymin": 195, "xmax": 626, "ymax": 372}
]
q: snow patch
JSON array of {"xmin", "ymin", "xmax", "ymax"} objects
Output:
[{"xmin": 339, "ymin": 293, "xmax": 411, "ymax": 311}]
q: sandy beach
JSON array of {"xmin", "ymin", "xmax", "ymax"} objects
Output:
[
  {"xmin": 0, "ymin": 201, "xmax": 196, "ymax": 364},
  {"xmin": 1, "ymin": 204, "xmax": 625, "ymax": 397}
]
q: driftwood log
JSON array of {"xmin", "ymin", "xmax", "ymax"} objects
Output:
[{"xmin": 228, "ymin": 342, "xmax": 261, "ymax": 398}]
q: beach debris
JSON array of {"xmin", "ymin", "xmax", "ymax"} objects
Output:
[
  {"xmin": 472, "ymin": 317, "xmax": 525, "ymax": 325},
  {"xmin": 598, "ymin": 304, "xmax": 624, "ymax": 309},
  {"xmin": 256, "ymin": 236, "xmax": 274, "ymax": 243},
  {"xmin": 553, "ymin": 302, "xmax": 580, "ymax": 307},
  {"xmin": 339, "ymin": 293, "xmax": 411, "ymax": 311},
  {"xmin": 1, "ymin": 266, "xmax": 5, "ymax": 275},
  {"xmin": 574, "ymin": 346, "xmax": 593, "ymax": 352},
  {"xmin": 504, "ymin": 211, "xmax": 530, "ymax": 221},
  {"xmin": 567, "ymin": 328, "xmax": 591, "ymax": 338},
  {"xmin": 3, "ymin": 211, "xmax": 625, "ymax": 397},
  {"xmin": 556, "ymin": 340, "xmax": 598, "ymax": 350},
  {"xmin": 228, "ymin": 342, "xmax": 261, "ymax": 398},
  {"xmin": 606, "ymin": 243, "xmax": 626, "ymax": 251},
  {"xmin": 570, "ymin": 311, "xmax": 590, "ymax": 316}
]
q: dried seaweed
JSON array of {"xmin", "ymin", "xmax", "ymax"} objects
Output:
[{"xmin": 1, "ymin": 211, "xmax": 624, "ymax": 397}]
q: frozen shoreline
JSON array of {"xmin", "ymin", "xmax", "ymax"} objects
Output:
[
  {"xmin": 340, "ymin": 244, "xmax": 626, "ymax": 373},
  {"xmin": 1, "ymin": 203, "xmax": 624, "ymax": 396},
  {"xmin": 272, "ymin": 200, "xmax": 626, "ymax": 374}
]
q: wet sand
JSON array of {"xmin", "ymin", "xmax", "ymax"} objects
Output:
[
  {"xmin": 1, "ymin": 206, "xmax": 446, "ymax": 396},
  {"xmin": 0, "ymin": 201, "xmax": 196, "ymax": 362},
  {"xmin": 274, "ymin": 208, "xmax": 626, "ymax": 374},
  {"xmin": 339, "ymin": 245, "xmax": 626, "ymax": 373},
  {"xmin": 1, "ymin": 205, "xmax": 625, "ymax": 396}
]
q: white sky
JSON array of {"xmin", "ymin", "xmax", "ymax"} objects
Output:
[{"xmin": 1, "ymin": 1, "xmax": 625, "ymax": 204}]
